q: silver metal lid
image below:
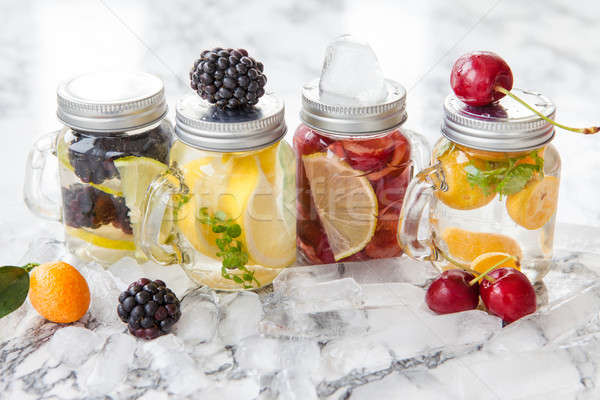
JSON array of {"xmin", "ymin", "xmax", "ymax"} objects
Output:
[
  {"xmin": 300, "ymin": 79, "xmax": 407, "ymax": 136},
  {"xmin": 56, "ymin": 71, "xmax": 167, "ymax": 132},
  {"xmin": 441, "ymin": 88, "xmax": 556, "ymax": 152},
  {"xmin": 175, "ymin": 93, "xmax": 286, "ymax": 152}
]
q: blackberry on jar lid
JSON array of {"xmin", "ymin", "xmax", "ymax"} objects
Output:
[{"xmin": 56, "ymin": 71, "xmax": 167, "ymax": 132}]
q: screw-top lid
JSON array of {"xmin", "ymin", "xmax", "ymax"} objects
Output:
[
  {"xmin": 175, "ymin": 92, "xmax": 286, "ymax": 152},
  {"xmin": 441, "ymin": 88, "xmax": 556, "ymax": 152},
  {"xmin": 300, "ymin": 79, "xmax": 407, "ymax": 136},
  {"xmin": 56, "ymin": 71, "xmax": 168, "ymax": 132}
]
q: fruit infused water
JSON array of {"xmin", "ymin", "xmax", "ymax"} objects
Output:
[
  {"xmin": 295, "ymin": 35, "xmax": 428, "ymax": 264},
  {"xmin": 399, "ymin": 90, "xmax": 561, "ymax": 283},
  {"xmin": 139, "ymin": 47, "xmax": 295, "ymax": 291},
  {"xmin": 24, "ymin": 72, "xmax": 172, "ymax": 264}
]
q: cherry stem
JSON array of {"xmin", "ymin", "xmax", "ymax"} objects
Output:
[
  {"xmin": 468, "ymin": 255, "xmax": 515, "ymax": 286},
  {"xmin": 495, "ymin": 86, "xmax": 599, "ymax": 134},
  {"xmin": 437, "ymin": 249, "xmax": 479, "ymax": 276}
]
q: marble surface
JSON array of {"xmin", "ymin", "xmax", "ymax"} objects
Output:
[
  {"xmin": 3, "ymin": 223, "xmax": 600, "ymax": 399},
  {"xmin": 2, "ymin": 0, "xmax": 600, "ymax": 399}
]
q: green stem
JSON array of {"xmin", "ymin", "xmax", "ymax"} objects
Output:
[
  {"xmin": 437, "ymin": 248, "xmax": 477, "ymax": 274},
  {"xmin": 22, "ymin": 263, "xmax": 39, "ymax": 273},
  {"xmin": 468, "ymin": 255, "xmax": 514, "ymax": 286},
  {"xmin": 495, "ymin": 86, "xmax": 599, "ymax": 134}
]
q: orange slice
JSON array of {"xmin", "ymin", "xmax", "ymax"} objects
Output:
[
  {"xmin": 506, "ymin": 176, "xmax": 559, "ymax": 230},
  {"xmin": 436, "ymin": 148, "xmax": 496, "ymax": 210},
  {"xmin": 471, "ymin": 252, "xmax": 520, "ymax": 274},
  {"xmin": 441, "ymin": 227, "xmax": 522, "ymax": 263}
]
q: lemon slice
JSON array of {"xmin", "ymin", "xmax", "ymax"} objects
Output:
[
  {"xmin": 66, "ymin": 227, "xmax": 135, "ymax": 251},
  {"xmin": 114, "ymin": 156, "xmax": 169, "ymax": 225},
  {"xmin": 302, "ymin": 153, "xmax": 378, "ymax": 261},
  {"xmin": 470, "ymin": 252, "xmax": 520, "ymax": 274},
  {"xmin": 244, "ymin": 169, "xmax": 296, "ymax": 268}
]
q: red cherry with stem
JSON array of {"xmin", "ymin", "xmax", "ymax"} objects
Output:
[
  {"xmin": 451, "ymin": 51, "xmax": 599, "ymax": 134},
  {"xmin": 426, "ymin": 269, "xmax": 479, "ymax": 314},
  {"xmin": 451, "ymin": 51, "xmax": 513, "ymax": 107},
  {"xmin": 479, "ymin": 267, "xmax": 536, "ymax": 324}
]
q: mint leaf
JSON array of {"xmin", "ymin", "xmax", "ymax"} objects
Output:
[{"xmin": 496, "ymin": 164, "xmax": 538, "ymax": 195}]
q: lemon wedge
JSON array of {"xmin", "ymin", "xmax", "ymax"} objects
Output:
[{"xmin": 302, "ymin": 153, "xmax": 378, "ymax": 260}]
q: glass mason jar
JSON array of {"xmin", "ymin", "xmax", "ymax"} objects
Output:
[
  {"xmin": 295, "ymin": 79, "xmax": 429, "ymax": 264},
  {"xmin": 138, "ymin": 93, "xmax": 295, "ymax": 290},
  {"xmin": 24, "ymin": 72, "xmax": 172, "ymax": 264},
  {"xmin": 399, "ymin": 89, "xmax": 561, "ymax": 282}
]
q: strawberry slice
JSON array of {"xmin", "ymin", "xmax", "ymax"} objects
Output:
[
  {"xmin": 294, "ymin": 125, "xmax": 332, "ymax": 156},
  {"xmin": 341, "ymin": 135, "xmax": 396, "ymax": 172},
  {"xmin": 327, "ymin": 141, "xmax": 347, "ymax": 160},
  {"xmin": 373, "ymin": 167, "xmax": 411, "ymax": 212},
  {"xmin": 367, "ymin": 134, "xmax": 411, "ymax": 180}
]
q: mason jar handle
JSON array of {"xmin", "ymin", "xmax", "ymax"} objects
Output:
[
  {"xmin": 138, "ymin": 170, "xmax": 188, "ymax": 265},
  {"xmin": 23, "ymin": 130, "xmax": 62, "ymax": 221},
  {"xmin": 397, "ymin": 162, "xmax": 447, "ymax": 261}
]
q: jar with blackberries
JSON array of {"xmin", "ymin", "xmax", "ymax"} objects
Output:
[{"xmin": 24, "ymin": 72, "xmax": 173, "ymax": 264}]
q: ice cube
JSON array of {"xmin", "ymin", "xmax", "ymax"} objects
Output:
[
  {"xmin": 285, "ymin": 278, "xmax": 364, "ymax": 313},
  {"xmin": 361, "ymin": 282, "xmax": 426, "ymax": 309},
  {"xmin": 143, "ymin": 335, "xmax": 209, "ymax": 396},
  {"xmin": 218, "ymin": 292, "xmax": 263, "ymax": 344},
  {"xmin": 174, "ymin": 287, "xmax": 219, "ymax": 345},
  {"xmin": 272, "ymin": 370, "xmax": 318, "ymax": 400},
  {"xmin": 319, "ymin": 34, "xmax": 387, "ymax": 106},
  {"xmin": 80, "ymin": 262, "xmax": 123, "ymax": 327},
  {"xmin": 107, "ymin": 256, "xmax": 144, "ymax": 289},
  {"xmin": 85, "ymin": 333, "xmax": 136, "ymax": 395},
  {"xmin": 200, "ymin": 376, "xmax": 260, "ymax": 400},
  {"xmin": 320, "ymin": 336, "xmax": 392, "ymax": 380},
  {"xmin": 48, "ymin": 326, "xmax": 105, "ymax": 367}
]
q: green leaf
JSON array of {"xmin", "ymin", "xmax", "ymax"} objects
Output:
[
  {"xmin": 227, "ymin": 224, "xmax": 242, "ymax": 238},
  {"xmin": 0, "ymin": 266, "xmax": 30, "ymax": 318},
  {"xmin": 214, "ymin": 211, "xmax": 228, "ymax": 222},
  {"xmin": 232, "ymin": 275, "xmax": 244, "ymax": 284},
  {"xmin": 496, "ymin": 164, "xmax": 538, "ymax": 195},
  {"xmin": 212, "ymin": 224, "xmax": 227, "ymax": 233}
]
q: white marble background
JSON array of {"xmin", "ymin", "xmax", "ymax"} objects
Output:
[{"xmin": 1, "ymin": 0, "xmax": 600, "ymax": 258}]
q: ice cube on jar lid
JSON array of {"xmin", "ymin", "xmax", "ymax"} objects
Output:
[{"xmin": 301, "ymin": 35, "xmax": 407, "ymax": 136}]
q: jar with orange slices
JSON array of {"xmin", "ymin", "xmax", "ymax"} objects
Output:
[
  {"xmin": 398, "ymin": 89, "xmax": 560, "ymax": 282},
  {"xmin": 137, "ymin": 93, "xmax": 295, "ymax": 290}
]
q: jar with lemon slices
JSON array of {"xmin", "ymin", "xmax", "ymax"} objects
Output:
[
  {"xmin": 398, "ymin": 89, "xmax": 561, "ymax": 283},
  {"xmin": 24, "ymin": 72, "xmax": 172, "ymax": 264},
  {"xmin": 137, "ymin": 93, "xmax": 295, "ymax": 290}
]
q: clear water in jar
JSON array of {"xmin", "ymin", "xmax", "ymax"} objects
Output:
[
  {"xmin": 430, "ymin": 139, "xmax": 561, "ymax": 282},
  {"xmin": 294, "ymin": 124, "xmax": 413, "ymax": 264},
  {"xmin": 58, "ymin": 121, "xmax": 172, "ymax": 264},
  {"xmin": 168, "ymin": 139, "xmax": 296, "ymax": 290}
]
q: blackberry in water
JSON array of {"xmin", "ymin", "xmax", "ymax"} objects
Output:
[
  {"xmin": 190, "ymin": 48, "xmax": 267, "ymax": 110},
  {"xmin": 62, "ymin": 184, "xmax": 132, "ymax": 235},
  {"xmin": 67, "ymin": 121, "xmax": 172, "ymax": 185},
  {"xmin": 117, "ymin": 278, "xmax": 181, "ymax": 340}
]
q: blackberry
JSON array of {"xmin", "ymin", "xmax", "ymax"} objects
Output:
[
  {"xmin": 190, "ymin": 48, "xmax": 267, "ymax": 110},
  {"xmin": 68, "ymin": 121, "xmax": 172, "ymax": 185},
  {"xmin": 117, "ymin": 278, "xmax": 181, "ymax": 340},
  {"xmin": 62, "ymin": 184, "xmax": 133, "ymax": 235}
]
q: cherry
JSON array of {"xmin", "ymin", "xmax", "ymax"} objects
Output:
[
  {"xmin": 451, "ymin": 51, "xmax": 513, "ymax": 107},
  {"xmin": 479, "ymin": 267, "xmax": 536, "ymax": 324},
  {"xmin": 451, "ymin": 51, "xmax": 599, "ymax": 134},
  {"xmin": 426, "ymin": 269, "xmax": 479, "ymax": 314}
]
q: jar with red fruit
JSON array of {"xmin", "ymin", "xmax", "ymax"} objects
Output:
[
  {"xmin": 398, "ymin": 89, "xmax": 561, "ymax": 283},
  {"xmin": 295, "ymin": 79, "xmax": 428, "ymax": 265},
  {"xmin": 24, "ymin": 72, "xmax": 173, "ymax": 264}
]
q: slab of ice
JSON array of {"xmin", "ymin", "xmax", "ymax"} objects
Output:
[
  {"xmin": 48, "ymin": 326, "xmax": 105, "ymax": 367},
  {"xmin": 284, "ymin": 278, "xmax": 364, "ymax": 313},
  {"xmin": 175, "ymin": 287, "xmax": 219, "ymax": 345},
  {"xmin": 85, "ymin": 333, "xmax": 136, "ymax": 396},
  {"xmin": 319, "ymin": 34, "xmax": 387, "ymax": 106},
  {"xmin": 320, "ymin": 337, "xmax": 392, "ymax": 380},
  {"xmin": 218, "ymin": 292, "xmax": 263, "ymax": 344}
]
